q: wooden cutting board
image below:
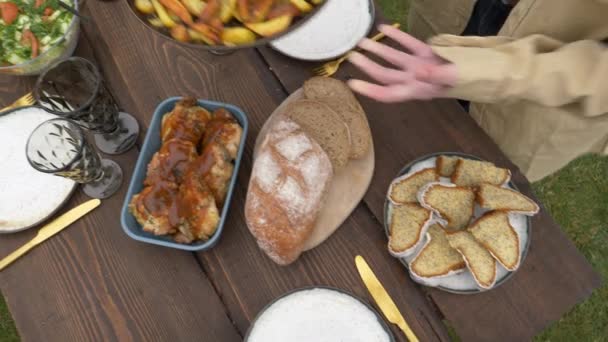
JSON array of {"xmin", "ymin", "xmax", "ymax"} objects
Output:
[{"xmin": 254, "ymin": 89, "xmax": 375, "ymax": 251}]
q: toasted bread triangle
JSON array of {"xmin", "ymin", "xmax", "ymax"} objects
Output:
[
  {"xmin": 469, "ymin": 211, "xmax": 521, "ymax": 271},
  {"xmin": 388, "ymin": 203, "xmax": 433, "ymax": 257},
  {"xmin": 446, "ymin": 230, "xmax": 497, "ymax": 289},
  {"xmin": 436, "ymin": 155, "xmax": 460, "ymax": 177},
  {"xmin": 388, "ymin": 168, "xmax": 439, "ymax": 204},
  {"xmin": 451, "ymin": 159, "xmax": 511, "ymax": 187},
  {"xmin": 477, "ymin": 183, "xmax": 539, "ymax": 215},
  {"xmin": 418, "ymin": 182, "xmax": 475, "ymax": 231},
  {"xmin": 410, "ymin": 224, "xmax": 466, "ymax": 279}
]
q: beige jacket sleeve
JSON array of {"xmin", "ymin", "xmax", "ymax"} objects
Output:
[{"xmin": 429, "ymin": 34, "xmax": 608, "ymax": 117}]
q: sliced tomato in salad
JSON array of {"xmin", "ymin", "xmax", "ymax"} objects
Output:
[
  {"xmin": 0, "ymin": 2, "xmax": 20, "ymax": 25},
  {"xmin": 21, "ymin": 29, "xmax": 40, "ymax": 58}
]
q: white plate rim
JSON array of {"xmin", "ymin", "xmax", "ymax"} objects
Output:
[{"xmin": 269, "ymin": 0, "xmax": 376, "ymax": 62}]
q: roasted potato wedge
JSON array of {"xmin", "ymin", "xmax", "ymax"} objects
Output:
[
  {"xmin": 219, "ymin": 0, "xmax": 237, "ymax": 23},
  {"xmin": 221, "ymin": 27, "xmax": 256, "ymax": 45},
  {"xmin": 151, "ymin": 0, "xmax": 177, "ymax": 28},
  {"xmin": 136, "ymin": 0, "xmax": 155, "ymax": 14},
  {"xmin": 245, "ymin": 15, "xmax": 292, "ymax": 37},
  {"xmin": 181, "ymin": 0, "xmax": 205, "ymax": 16},
  {"xmin": 289, "ymin": 0, "xmax": 312, "ymax": 13}
]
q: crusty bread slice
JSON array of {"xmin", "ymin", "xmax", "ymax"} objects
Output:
[
  {"xmin": 387, "ymin": 203, "xmax": 433, "ymax": 257},
  {"xmin": 436, "ymin": 155, "xmax": 460, "ymax": 177},
  {"xmin": 477, "ymin": 183, "xmax": 540, "ymax": 215},
  {"xmin": 303, "ymin": 77, "xmax": 371, "ymax": 159},
  {"xmin": 446, "ymin": 231, "xmax": 497, "ymax": 289},
  {"xmin": 418, "ymin": 182, "xmax": 475, "ymax": 231},
  {"xmin": 388, "ymin": 168, "xmax": 439, "ymax": 204},
  {"xmin": 451, "ymin": 159, "xmax": 511, "ymax": 187},
  {"xmin": 410, "ymin": 224, "xmax": 466, "ymax": 278},
  {"xmin": 469, "ymin": 211, "xmax": 521, "ymax": 271},
  {"xmin": 283, "ymin": 99, "xmax": 351, "ymax": 170}
]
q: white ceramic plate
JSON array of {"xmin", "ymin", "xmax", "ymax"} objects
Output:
[
  {"xmin": 384, "ymin": 153, "xmax": 532, "ymax": 294},
  {"xmin": 0, "ymin": 107, "xmax": 76, "ymax": 233},
  {"xmin": 270, "ymin": 0, "xmax": 375, "ymax": 61},
  {"xmin": 244, "ymin": 287, "xmax": 394, "ymax": 342}
]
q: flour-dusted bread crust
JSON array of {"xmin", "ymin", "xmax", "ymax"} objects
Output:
[
  {"xmin": 410, "ymin": 224, "xmax": 466, "ymax": 279},
  {"xmin": 418, "ymin": 182, "xmax": 475, "ymax": 231},
  {"xmin": 283, "ymin": 99, "xmax": 351, "ymax": 170},
  {"xmin": 476, "ymin": 183, "xmax": 540, "ymax": 215},
  {"xmin": 436, "ymin": 155, "xmax": 460, "ymax": 177},
  {"xmin": 303, "ymin": 77, "xmax": 371, "ymax": 159},
  {"xmin": 387, "ymin": 203, "xmax": 433, "ymax": 257},
  {"xmin": 245, "ymin": 118, "xmax": 334, "ymax": 265},
  {"xmin": 446, "ymin": 230, "xmax": 497, "ymax": 289},
  {"xmin": 451, "ymin": 159, "xmax": 511, "ymax": 187},
  {"xmin": 388, "ymin": 168, "xmax": 439, "ymax": 204},
  {"xmin": 469, "ymin": 211, "xmax": 521, "ymax": 271}
]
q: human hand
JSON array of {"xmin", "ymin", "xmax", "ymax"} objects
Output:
[{"xmin": 347, "ymin": 24, "xmax": 458, "ymax": 103}]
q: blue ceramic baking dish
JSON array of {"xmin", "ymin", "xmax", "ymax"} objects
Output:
[{"xmin": 120, "ymin": 97, "xmax": 248, "ymax": 251}]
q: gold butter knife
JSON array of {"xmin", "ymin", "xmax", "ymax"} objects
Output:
[
  {"xmin": 0, "ymin": 199, "xmax": 101, "ymax": 271},
  {"xmin": 355, "ymin": 255, "xmax": 419, "ymax": 342}
]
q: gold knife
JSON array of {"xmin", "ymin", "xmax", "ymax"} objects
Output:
[
  {"xmin": 0, "ymin": 199, "xmax": 101, "ymax": 271},
  {"xmin": 355, "ymin": 255, "xmax": 419, "ymax": 342}
]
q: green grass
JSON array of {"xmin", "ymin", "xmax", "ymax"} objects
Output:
[
  {"xmin": 0, "ymin": 293, "xmax": 18, "ymax": 342},
  {"xmin": 376, "ymin": 2, "xmax": 608, "ymax": 341},
  {"xmin": 532, "ymin": 154, "xmax": 608, "ymax": 342}
]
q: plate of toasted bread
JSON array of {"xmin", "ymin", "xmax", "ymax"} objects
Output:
[{"xmin": 384, "ymin": 152, "xmax": 540, "ymax": 293}]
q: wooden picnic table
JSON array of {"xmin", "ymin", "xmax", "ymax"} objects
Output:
[{"xmin": 0, "ymin": 1, "xmax": 601, "ymax": 341}]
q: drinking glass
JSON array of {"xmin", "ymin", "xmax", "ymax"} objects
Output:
[
  {"xmin": 26, "ymin": 118, "xmax": 123, "ymax": 199},
  {"xmin": 34, "ymin": 57, "xmax": 139, "ymax": 155}
]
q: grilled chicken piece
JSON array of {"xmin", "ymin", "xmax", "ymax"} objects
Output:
[
  {"xmin": 161, "ymin": 97, "xmax": 212, "ymax": 144},
  {"xmin": 173, "ymin": 176, "xmax": 221, "ymax": 243},
  {"xmin": 200, "ymin": 108, "xmax": 243, "ymax": 160},
  {"xmin": 186, "ymin": 142, "xmax": 234, "ymax": 207},
  {"xmin": 129, "ymin": 181, "xmax": 179, "ymax": 236},
  {"xmin": 144, "ymin": 139, "xmax": 197, "ymax": 186}
]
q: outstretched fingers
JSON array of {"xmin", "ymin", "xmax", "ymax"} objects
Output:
[
  {"xmin": 348, "ymin": 52, "xmax": 407, "ymax": 84},
  {"xmin": 378, "ymin": 24, "xmax": 435, "ymax": 58}
]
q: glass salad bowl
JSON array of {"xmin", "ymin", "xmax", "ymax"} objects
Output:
[{"xmin": 0, "ymin": 0, "xmax": 80, "ymax": 76}]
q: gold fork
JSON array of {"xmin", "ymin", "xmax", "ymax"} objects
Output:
[
  {"xmin": 0, "ymin": 92, "xmax": 35, "ymax": 113},
  {"xmin": 313, "ymin": 23, "xmax": 400, "ymax": 77}
]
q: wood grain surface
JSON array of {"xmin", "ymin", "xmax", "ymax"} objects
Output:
[
  {"xmin": 0, "ymin": 1, "xmax": 600, "ymax": 341},
  {"xmin": 0, "ymin": 36, "xmax": 241, "ymax": 342},
  {"xmin": 257, "ymin": 20, "xmax": 602, "ymax": 341}
]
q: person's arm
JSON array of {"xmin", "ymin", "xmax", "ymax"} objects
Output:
[
  {"xmin": 429, "ymin": 34, "xmax": 608, "ymax": 117},
  {"xmin": 348, "ymin": 25, "xmax": 608, "ymax": 117}
]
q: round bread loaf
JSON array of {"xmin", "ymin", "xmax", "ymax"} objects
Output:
[
  {"xmin": 303, "ymin": 77, "xmax": 371, "ymax": 159},
  {"xmin": 283, "ymin": 99, "xmax": 351, "ymax": 170}
]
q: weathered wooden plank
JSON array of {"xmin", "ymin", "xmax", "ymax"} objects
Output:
[
  {"xmin": 75, "ymin": 1, "xmax": 451, "ymax": 340},
  {"xmin": 0, "ymin": 35, "xmax": 241, "ymax": 342}
]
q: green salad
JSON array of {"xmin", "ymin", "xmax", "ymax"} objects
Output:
[{"xmin": 0, "ymin": 0, "xmax": 74, "ymax": 66}]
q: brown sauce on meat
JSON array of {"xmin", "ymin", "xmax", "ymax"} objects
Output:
[
  {"xmin": 159, "ymin": 140, "xmax": 195, "ymax": 183},
  {"xmin": 142, "ymin": 181, "xmax": 180, "ymax": 227}
]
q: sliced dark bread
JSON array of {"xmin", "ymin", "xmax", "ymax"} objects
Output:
[
  {"xmin": 469, "ymin": 211, "xmax": 521, "ymax": 271},
  {"xmin": 387, "ymin": 203, "xmax": 433, "ymax": 257},
  {"xmin": 436, "ymin": 155, "xmax": 460, "ymax": 177},
  {"xmin": 388, "ymin": 168, "xmax": 439, "ymax": 204},
  {"xmin": 303, "ymin": 77, "xmax": 371, "ymax": 159},
  {"xmin": 451, "ymin": 159, "xmax": 511, "ymax": 187},
  {"xmin": 283, "ymin": 99, "xmax": 351, "ymax": 170},
  {"xmin": 477, "ymin": 183, "xmax": 540, "ymax": 215},
  {"xmin": 418, "ymin": 182, "xmax": 475, "ymax": 231},
  {"xmin": 446, "ymin": 230, "xmax": 497, "ymax": 289},
  {"xmin": 410, "ymin": 224, "xmax": 466, "ymax": 278}
]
